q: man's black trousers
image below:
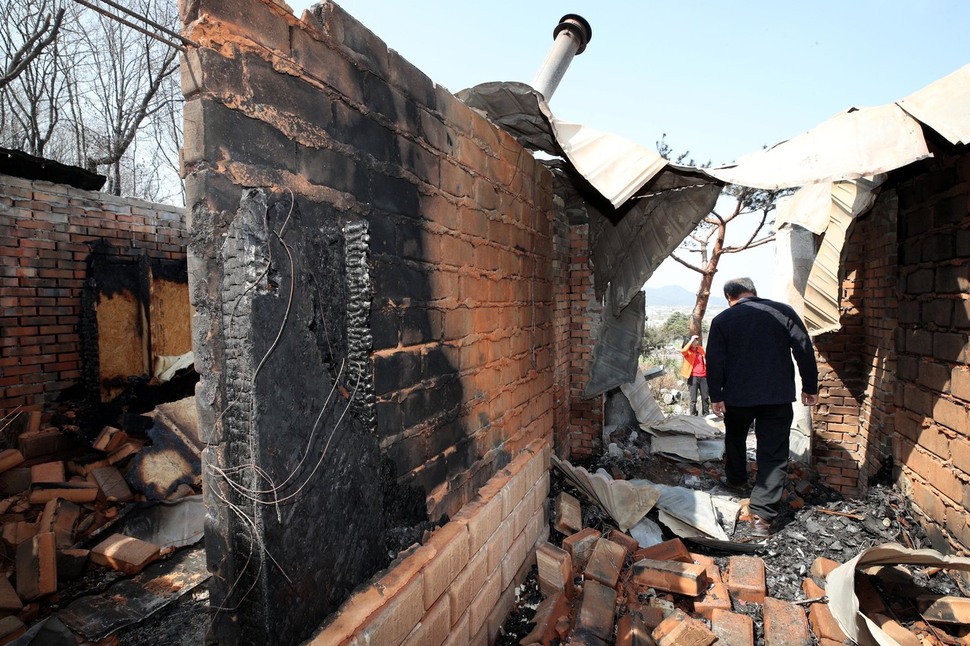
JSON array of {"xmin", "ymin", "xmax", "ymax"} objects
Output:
[{"xmin": 723, "ymin": 403, "xmax": 793, "ymax": 521}]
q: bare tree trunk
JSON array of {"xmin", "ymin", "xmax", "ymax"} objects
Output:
[{"xmin": 688, "ymin": 217, "xmax": 726, "ymax": 338}]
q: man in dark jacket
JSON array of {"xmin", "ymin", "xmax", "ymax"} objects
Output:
[{"xmin": 706, "ymin": 277, "xmax": 818, "ymax": 538}]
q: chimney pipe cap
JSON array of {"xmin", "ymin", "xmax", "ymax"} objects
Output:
[{"xmin": 553, "ymin": 14, "xmax": 592, "ymax": 55}]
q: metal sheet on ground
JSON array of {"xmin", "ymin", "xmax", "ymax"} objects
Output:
[{"xmin": 58, "ymin": 546, "xmax": 208, "ymax": 641}]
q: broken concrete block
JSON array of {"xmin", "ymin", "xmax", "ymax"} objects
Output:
[
  {"xmin": 0, "ymin": 468, "xmax": 30, "ymax": 495},
  {"xmin": 2, "ymin": 521, "xmax": 36, "ymax": 553},
  {"xmin": 553, "ymin": 492, "xmax": 582, "ymax": 535},
  {"xmin": 29, "ymin": 461, "xmax": 65, "ymax": 484},
  {"xmin": 90, "ymin": 466, "xmax": 134, "ymax": 503},
  {"xmin": 18, "ymin": 428, "xmax": 72, "ymax": 459},
  {"xmin": 807, "ymin": 601, "xmax": 850, "ymax": 644},
  {"xmin": 93, "ymin": 425, "xmax": 129, "ymax": 453},
  {"xmin": 518, "ymin": 591, "xmax": 568, "ymax": 645},
  {"xmin": 536, "ymin": 542, "xmax": 572, "ymax": 598},
  {"xmin": 634, "ymin": 538, "xmax": 692, "ymax": 564},
  {"xmin": 0, "ymin": 576, "xmax": 22, "ymax": 612},
  {"xmin": 693, "ymin": 580, "xmax": 732, "ymax": 620},
  {"xmin": 726, "ymin": 556, "xmax": 766, "ymax": 604},
  {"xmin": 763, "ymin": 597, "xmax": 811, "ymax": 646},
  {"xmin": 810, "ymin": 556, "xmax": 841, "ymax": 581},
  {"xmin": 585, "ymin": 538, "xmax": 627, "ymax": 588},
  {"xmin": 615, "ymin": 612, "xmax": 653, "ymax": 646},
  {"xmin": 107, "ymin": 441, "xmax": 142, "ymax": 465},
  {"xmin": 56, "ymin": 548, "xmax": 89, "ymax": 581},
  {"xmin": 15, "ymin": 532, "xmax": 56, "ymax": 601},
  {"xmin": 0, "ymin": 616, "xmax": 26, "ymax": 643},
  {"xmin": 71, "ymin": 458, "xmax": 109, "ymax": 478},
  {"xmin": 0, "ymin": 450, "xmax": 24, "ymax": 473},
  {"xmin": 629, "ymin": 603, "xmax": 666, "ymax": 629},
  {"xmin": 690, "ymin": 552, "xmax": 721, "ymax": 583},
  {"xmin": 918, "ymin": 595, "xmax": 970, "ymax": 625},
  {"xmin": 632, "ymin": 558, "xmax": 709, "ymax": 597},
  {"xmin": 606, "ymin": 530, "xmax": 638, "ymax": 559},
  {"xmin": 711, "ymin": 608, "xmax": 754, "ymax": 646},
  {"xmin": 653, "ymin": 609, "xmax": 716, "ymax": 646},
  {"xmin": 29, "ymin": 482, "xmax": 99, "ymax": 505},
  {"xmin": 575, "ymin": 579, "xmax": 617, "ymax": 642},
  {"xmin": 563, "ymin": 528, "xmax": 601, "ymax": 568},
  {"xmin": 566, "ymin": 630, "xmax": 608, "ymax": 646},
  {"xmin": 801, "ymin": 576, "xmax": 825, "ymax": 599},
  {"xmin": 90, "ymin": 534, "xmax": 160, "ymax": 575},
  {"xmin": 37, "ymin": 499, "xmax": 81, "ymax": 549},
  {"xmin": 870, "ymin": 613, "xmax": 922, "ymax": 646}
]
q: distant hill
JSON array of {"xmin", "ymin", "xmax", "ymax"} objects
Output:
[{"xmin": 645, "ymin": 285, "xmax": 727, "ymax": 308}]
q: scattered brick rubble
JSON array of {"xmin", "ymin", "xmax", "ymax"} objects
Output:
[
  {"xmin": 0, "ymin": 400, "xmax": 203, "ymax": 643},
  {"xmin": 497, "ymin": 448, "xmax": 970, "ymax": 646}
]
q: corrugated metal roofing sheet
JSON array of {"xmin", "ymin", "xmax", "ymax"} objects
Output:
[
  {"xmin": 897, "ymin": 63, "xmax": 970, "ymax": 145},
  {"xmin": 707, "ymin": 104, "xmax": 930, "ymax": 190}
]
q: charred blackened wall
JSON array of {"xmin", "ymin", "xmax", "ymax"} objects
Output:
[
  {"xmin": 0, "ymin": 174, "xmax": 187, "ymax": 417},
  {"xmin": 181, "ymin": 0, "xmax": 561, "ymax": 643}
]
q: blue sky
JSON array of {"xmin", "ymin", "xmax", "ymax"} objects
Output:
[{"xmin": 290, "ymin": 0, "xmax": 970, "ymax": 296}]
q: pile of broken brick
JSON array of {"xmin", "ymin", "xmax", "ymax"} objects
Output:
[
  {"xmin": 0, "ymin": 404, "xmax": 201, "ymax": 643},
  {"xmin": 519, "ymin": 490, "xmax": 970, "ymax": 646}
]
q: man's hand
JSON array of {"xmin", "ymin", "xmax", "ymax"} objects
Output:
[
  {"xmin": 801, "ymin": 392, "xmax": 818, "ymax": 406},
  {"xmin": 711, "ymin": 401, "xmax": 726, "ymax": 417}
]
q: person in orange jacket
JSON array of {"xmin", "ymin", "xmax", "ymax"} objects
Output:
[{"xmin": 680, "ymin": 334, "xmax": 709, "ymax": 416}]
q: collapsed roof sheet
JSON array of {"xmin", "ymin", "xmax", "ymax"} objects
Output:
[
  {"xmin": 590, "ymin": 169, "xmax": 720, "ymax": 316},
  {"xmin": 897, "ymin": 63, "xmax": 970, "ymax": 145},
  {"xmin": 458, "ymin": 81, "xmax": 670, "ymax": 206},
  {"xmin": 775, "ymin": 177, "xmax": 885, "ymax": 335},
  {"xmin": 707, "ymin": 104, "xmax": 930, "ymax": 190}
]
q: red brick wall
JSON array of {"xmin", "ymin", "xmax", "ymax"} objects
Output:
[
  {"xmin": 181, "ymin": 0, "xmax": 578, "ymax": 641},
  {"xmin": 813, "ymin": 195, "xmax": 898, "ymax": 497},
  {"xmin": 814, "ymin": 145, "xmax": 970, "ymax": 553},
  {"xmin": 567, "ymin": 224, "xmax": 603, "ymax": 458},
  {"xmin": 309, "ymin": 440, "xmax": 550, "ymax": 645},
  {"xmin": 0, "ymin": 174, "xmax": 186, "ymax": 417},
  {"xmin": 892, "ymin": 147, "xmax": 970, "ymax": 553}
]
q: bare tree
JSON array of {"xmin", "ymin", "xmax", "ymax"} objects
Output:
[
  {"xmin": 0, "ymin": 3, "xmax": 64, "ymax": 91},
  {"xmin": 74, "ymin": 0, "xmax": 179, "ymax": 196},
  {"xmin": 0, "ymin": 0, "xmax": 71, "ymax": 156},
  {"xmin": 658, "ymin": 136, "xmax": 783, "ymax": 338},
  {"xmin": 0, "ymin": 0, "xmax": 183, "ymax": 203}
]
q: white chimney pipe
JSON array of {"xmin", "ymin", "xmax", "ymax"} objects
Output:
[{"xmin": 530, "ymin": 14, "xmax": 592, "ymax": 102}]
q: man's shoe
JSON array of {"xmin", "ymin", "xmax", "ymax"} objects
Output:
[
  {"xmin": 718, "ymin": 476, "xmax": 747, "ymax": 494},
  {"xmin": 749, "ymin": 515, "xmax": 772, "ymax": 538}
]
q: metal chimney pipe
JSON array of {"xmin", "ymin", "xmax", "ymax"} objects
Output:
[{"xmin": 530, "ymin": 14, "xmax": 592, "ymax": 102}]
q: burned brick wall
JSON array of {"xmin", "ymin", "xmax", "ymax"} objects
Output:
[
  {"xmin": 180, "ymin": 0, "xmax": 567, "ymax": 642},
  {"xmin": 0, "ymin": 174, "xmax": 187, "ymax": 417},
  {"xmin": 815, "ymin": 141, "xmax": 970, "ymax": 553},
  {"xmin": 892, "ymin": 143, "xmax": 970, "ymax": 553}
]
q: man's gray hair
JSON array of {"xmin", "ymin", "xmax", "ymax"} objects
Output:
[{"xmin": 723, "ymin": 277, "xmax": 757, "ymax": 300}]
